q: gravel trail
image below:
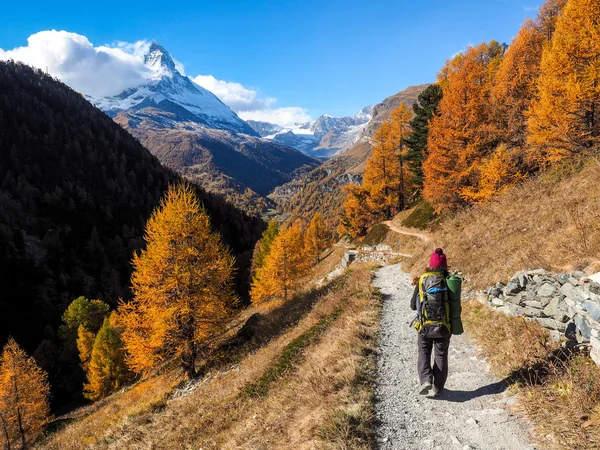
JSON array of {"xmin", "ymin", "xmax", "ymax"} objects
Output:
[{"xmin": 374, "ymin": 264, "xmax": 536, "ymax": 450}]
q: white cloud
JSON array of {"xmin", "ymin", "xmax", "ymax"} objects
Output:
[
  {"xmin": 238, "ymin": 107, "xmax": 312, "ymax": 127},
  {"xmin": 0, "ymin": 30, "xmax": 312, "ymax": 126},
  {"xmin": 0, "ymin": 30, "xmax": 153, "ymax": 97},
  {"xmin": 192, "ymin": 74, "xmax": 311, "ymax": 127}
]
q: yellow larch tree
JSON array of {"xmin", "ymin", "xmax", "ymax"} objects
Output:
[
  {"xmin": 120, "ymin": 184, "xmax": 236, "ymax": 378},
  {"xmin": 0, "ymin": 338, "xmax": 50, "ymax": 450},
  {"xmin": 424, "ymin": 41, "xmax": 505, "ymax": 211},
  {"xmin": 338, "ymin": 184, "xmax": 372, "ymax": 238},
  {"xmin": 460, "ymin": 144, "xmax": 523, "ymax": 203},
  {"xmin": 362, "ymin": 104, "xmax": 413, "ymax": 220},
  {"xmin": 250, "ymin": 223, "xmax": 306, "ymax": 306},
  {"xmin": 528, "ymin": 0, "xmax": 600, "ymax": 165},
  {"xmin": 304, "ymin": 212, "xmax": 330, "ymax": 265},
  {"xmin": 76, "ymin": 324, "xmax": 95, "ymax": 373},
  {"xmin": 491, "ymin": 0, "xmax": 567, "ymax": 162}
]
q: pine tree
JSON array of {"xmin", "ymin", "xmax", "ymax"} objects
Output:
[
  {"xmin": 0, "ymin": 338, "xmax": 50, "ymax": 449},
  {"xmin": 83, "ymin": 312, "xmax": 131, "ymax": 401},
  {"xmin": 59, "ymin": 297, "xmax": 110, "ymax": 352},
  {"xmin": 304, "ymin": 213, "xmax": 329, "ymax": 265},
  {"xmin": 120, "ymin": 184, "xmax": 236, "ymax": 378},
  {"xmin": 528, "ymin": 0, "xmax": 600, "ymax": 164},
  {"xmin": 404, "ymin": 84, "xmax": 443, "ymax": 189},
  {"xmin": 338, "ymin": 184, "xmax": 372, "ymax": 238},
  {"xmin": 250, "ymin": 223, "xmax": 306, "ymax": 305},
  {"xmin": 424, "ymin": 41, "xmax": 505, "ymax": 211}
]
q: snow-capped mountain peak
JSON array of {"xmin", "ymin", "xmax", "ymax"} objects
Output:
[
  {"xmin": 89, "ymin": 43, "xmax": 257, "ymax": 136},
  {"xmin": 247, "ymin": 106, "xmax": 374, "ymax": 158},
  {"xmin": 144, "ymin": 42, "xmax": 177, "ymax": 78}
]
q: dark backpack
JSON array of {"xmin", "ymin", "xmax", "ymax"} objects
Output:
[{"xmin": 413, "ymin": 271, "xmax": 451, "ymax": 337}]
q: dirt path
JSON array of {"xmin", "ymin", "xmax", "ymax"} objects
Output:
[
  {"xmin": 382, "ymin": 221, "xmax": 430, "ymax": 241},
  {"xmin": 374, "ymin": 263, "xmax": 536, "ymax": 450}
]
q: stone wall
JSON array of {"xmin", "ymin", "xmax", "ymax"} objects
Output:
[{"xmin": 484, "ymin": 269, "xmax": 600, "ymax": 365}]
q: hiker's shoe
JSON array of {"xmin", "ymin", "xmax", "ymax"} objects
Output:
[
  {"xmin": 418, "ymin": 381, "xmax": 432, "ymax": 395},
  {"xmin": 432, "ymin": 387, "xmax": 443, "ymax": 397}
]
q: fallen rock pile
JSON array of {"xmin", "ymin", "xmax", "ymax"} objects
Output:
[{"xmin": 484, "ymin": 269, "xmax": 600, "ymax": 364}]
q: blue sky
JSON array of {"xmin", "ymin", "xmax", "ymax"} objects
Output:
[{"xmin": 0, "ymin": 0, "xmax": 541, "ymax": 123}]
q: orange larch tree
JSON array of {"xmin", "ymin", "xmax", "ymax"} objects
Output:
[
  {"xmin": 423, "ymin": 41, "xmax": 505, "ymax": 211},
  {"xmin": 528, "ymin": 0, "xmax": 600, "ymax": 164},
  {"xmin": 338, "ymin": 184, "xmax": 372, "ymax": 238},
  {"xmin": 120, "ymin": 184, "xmax": 236, "ymax": 378},
  {"xmin": 362, "ymin": 104, "xmax": 413, "ymax": 220},
  {"xmin": 250, "ymin": 223, "xmax": 306, "ymax": 305},
  {"xmin": 491, "ymin": 0, "xmax": 567, "ymax": 165},
  {"xmin": 304, "ymin": 212, "xmax": 330, "ymax": 265},
  {"xmin": 0, "ymin": 338, "xmax": 50, "ymax": 450}
]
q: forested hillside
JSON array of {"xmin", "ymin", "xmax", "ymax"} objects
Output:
[{"xmin": 0, "ymin": 61, "xmax": 264, "ymax": 408}]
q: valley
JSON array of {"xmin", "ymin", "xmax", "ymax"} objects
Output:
[{"xmin": 3, "ymin": 0, "xmax": 600, "ymax": 448}]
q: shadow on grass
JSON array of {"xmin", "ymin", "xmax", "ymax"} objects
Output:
[{"xmin": 196, "ymin": 274, "xmax": 348, "ymax": 377}]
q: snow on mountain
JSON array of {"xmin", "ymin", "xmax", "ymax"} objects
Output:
[
  {"xmin": 247, "ymin": 106, "xmax": 373, "ymax": 158},
  {"xmin": 89, "ymin": 43, "xmax": 258, "ymax": 136}
]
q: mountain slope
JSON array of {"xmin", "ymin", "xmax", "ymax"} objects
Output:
[
  {"xmin": 92, "ymin": 43, "xmax": 318, "ymax": 215},
  {"xmin": 0, "ymin": 61, "xmax": 264, "ymax": 407},
  {"xmin": 270, "ymin": 85, "xmax": 428, "ymax": 227},
  {"xmin": 113, "ymin": 108, "xmax": 319, "ymax": 215}
]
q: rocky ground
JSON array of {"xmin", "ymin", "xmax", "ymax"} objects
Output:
[{"xmin": 374, "ymin": 263, "xmax": 536, "ymax": 450}]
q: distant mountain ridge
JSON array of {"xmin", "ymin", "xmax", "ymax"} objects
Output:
[{"xmin": 247, "ymin": 106, "xmax": 374, "ymax": 158}]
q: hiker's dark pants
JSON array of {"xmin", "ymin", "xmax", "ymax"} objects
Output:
[{"xmin": 417, "ymin": 333, "xmax": 450, "ymax": 391}]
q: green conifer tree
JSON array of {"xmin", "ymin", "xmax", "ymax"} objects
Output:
[{"xmin": 404, "ymin": 84, "xmax": 443, "ymax": 189}]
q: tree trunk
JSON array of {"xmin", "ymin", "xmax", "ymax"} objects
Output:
[{"xmin": 0, "ymin": 412, "xmax": 12, "ymax": 450}]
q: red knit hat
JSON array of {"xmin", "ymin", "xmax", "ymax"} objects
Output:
[{"xmin": 429, "ymin": 248, "xmax": 447, "ymax": 268}]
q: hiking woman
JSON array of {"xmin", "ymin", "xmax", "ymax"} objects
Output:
[{"xmin": 410, "ymin": 248, "xmax": 451, "ymax": 397}]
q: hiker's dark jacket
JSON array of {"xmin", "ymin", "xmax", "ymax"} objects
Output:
[{"xmin": 410, "ymin": 268, "xmax": 449, "ymax": 311}]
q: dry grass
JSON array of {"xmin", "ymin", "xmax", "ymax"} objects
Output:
[
  {"xmin": 403, "ymin": 160, "xmax": 600, "ymax": 289},
  {"xmin": 37, "ymin": 262, "xmax": 381, "ymax": 450},
  {"xmin": 523, "ymin": 356, "xmax": 600, "ymax": 449},
  {"xmin": 462, "ymin": 301, "xmax": 558, "ymax": 377},
  {"xmin": 462, "ymin": 300, "xmax": 600, "ymax": 449}
]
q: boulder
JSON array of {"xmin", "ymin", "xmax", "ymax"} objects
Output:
[
  {"xmin": 575, "ymin": 286, "xmax": 591, "ymax": 301},
  {"xmin": 511, "ymin": 292, "xmax": 526, "ymax": 305},
  {"xmin": 539, "ymin": 297, "xmax": 553, "ymax": 307},
  {"xmin": 591, "ymin": 335, "xmax": 600, "ymax": 366},
  {"xmin": 571, "ymin": 270, "xmax": 587, "ymax": 280},
  {"xmin": 527, "ymin": 269, "xmax": 549, "ymax": 276},
  {"xmin": 583, "ymin": 300, "xmax": 600, "ymax": 322},
  {"xmin": 560, "ymin": 283, "xmax": 585, "ymax": 302},
  {"xmin": 491, "ymin": 298, "xmax": 505, "ymax": 307},
  {"xmin": 556, "ymin": 273, "xmax": 570, "ymax": 285},
  {"xmin": 574, "ymin": 314, "xmax": 592, "ymax": 341},
  {"xmin": 496, "ymin": 305, "xmax": 515, "ymax": 317},
  {"xmin": 504, "ymin": 282, "xmax": 522, "ymax": 296},
  {"xmin": 536, "ymin": 318, "xmax": 566, "ymax": 332},
  {"xmin": 543, "ymin": 297, "xmax": 560, "ymax": 318},
  {"xmin": 524, "ymin": 300, "xmax": 543, "ymax": 309},
  {"xmin": 537, "ymin": 283, "xmax": 557, "ymax": 297}
]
